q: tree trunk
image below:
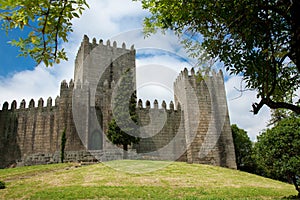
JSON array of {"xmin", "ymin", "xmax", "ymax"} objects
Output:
[
  {"xmin": 291, "ymin": 175, "xmax": 300, "ymax": 197},
  {"xmin": 123, "ymin": 144, "xmax": 128, "ymax": 159},
  {"xmin": 290, "ymin": 0, "xmax": 300, "ymax": 73}
]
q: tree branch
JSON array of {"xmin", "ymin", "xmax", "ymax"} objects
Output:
[
  {"xmin": 252, "ymin": 98, "xmax": 300, "ymax": 114},
  {"xmin": 54, "ymin": 0, "xmax": 68, "ymax": 59},
  {"xmin": 41, "ymin": 0, "xmax": 53, "ymax": 57}
]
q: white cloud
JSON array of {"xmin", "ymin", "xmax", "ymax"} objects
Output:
[
  {"xmin": 71, "ymin": 0, "xmax": 148, "ymax": 41},
  {"xmin": 135, "ymin": 47, "xmax": 194, "ymax": 107},
  {"xmin": 0, "ymin": 56, "xmax": 77, "ymax": 105},
  {"xmin": 0, "ymin": 0, "xmax": 272, "ymax": 140},
  {"xmin": 0, "ymin": 66, "xmax": 60, "ymax": 105},
  {"xmin": 225, "ymin": 76, "xmax": 271, "ymax": 140},
  {"xmin": 0, "ymin": 0, "xmax": 147, "ymax": 107}
]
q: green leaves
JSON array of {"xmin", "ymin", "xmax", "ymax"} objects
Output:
[
  {"xmin": 254, "ymin": 116, "xmax": 300, "ymax": 195},
  {"xmin": 107, "ymin": 68, "xmax": 140, "ymax": 151},
  {"xmin": 231, "ymin": 124, "xmax": 256, "ymax": 173},
  {"xmin": 0, "ymin": 0, "xmax": 89, "ymax": 66},
  {"xmin": 137, "ymin": 0, "xmax": 300, "ymax": 114}
]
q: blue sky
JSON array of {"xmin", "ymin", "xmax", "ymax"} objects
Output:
[
  {"xmin": 0, "ymin": 28, "xmax": 35, "ymax": 76},
  {"xmin": 0, "ymin": 0, "xmax": 271, "ymax": 140}
]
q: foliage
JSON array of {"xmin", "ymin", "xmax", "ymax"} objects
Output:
[
  {"xmin": 107, "ymin": 118, "xmax": 139, "ymax": 152},
  {"xmin": 136, "ymin": 0, "xmax": 300, "ymax": 114},
  {"xmin": 0, "ymin": 0, "xmax": 89, "ymax": 66},
  {"xmin": 0, "ymin": 161, "xmax": 296, "ymax": 199},
  {"xmin": 107, "ymin": 68, "xmax": 140, "ymax": 152},
  {"xmin": 60, "ymin": 128, "xmax": 67, "ymax": 163},
  {"xmin": 254, "ymin": 116, "xmax": 300, "ymax": 196},
  {"xmin": 231, "ymin": 124, "xmax": 256, "ymax": 173},
  {"xmin": 268, "ymin": 108, "xmax": 293, "ymax": 126},
  {"xmin": 0, "ymin": 180, "xmax": 5, "ymax": 189}
]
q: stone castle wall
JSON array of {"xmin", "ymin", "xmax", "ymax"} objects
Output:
[
  {"xmin": 174, "ymin": 69, "xmax": 236, "ymax": 168},
  {"xmin": 0, "ymin": 81, "xmax": 85, "ymax": 168},
  {"xmin": 134, "ymin": 100, "xmax": 187, "ymax": 162},
  {"xmin": 0, "ymin": 35, "xmax": 236, "ymax": 169}
]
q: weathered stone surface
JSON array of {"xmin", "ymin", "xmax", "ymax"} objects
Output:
[{"xmin": 0, "ymin": 35, "xmax": 236, "ymax": 169}]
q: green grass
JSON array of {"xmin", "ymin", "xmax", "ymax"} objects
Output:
[{"xmin": 0, "ymin": 160, "xmax": 297, "ymax": 199}]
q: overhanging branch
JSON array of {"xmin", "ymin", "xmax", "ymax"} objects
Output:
[{"xmin": 252, "ymin": 98, "xmax": 300, "ymax": 114}]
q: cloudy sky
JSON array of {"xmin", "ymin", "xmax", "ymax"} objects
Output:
[{"xmin": 0, "ymin": 0, "xmax": 271, "ymax": 140}]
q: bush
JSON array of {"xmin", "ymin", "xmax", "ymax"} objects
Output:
[{"xmin": 0, "ymin": 181, "xmax": 5, "ymax": 189}]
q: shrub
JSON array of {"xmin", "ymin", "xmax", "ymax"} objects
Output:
[
  {"xmin": 61, "ymin": 128, "xmax": 67, "ymax": 163},
  {"xmin": 0, "ymin": 181, "xmax": 5, "ymax": 189}
]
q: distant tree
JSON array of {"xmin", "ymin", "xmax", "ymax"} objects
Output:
[
  {"xmin": 107, "ymin": 69, "xmax": 140, "ymax": 154},
  {"xmin": 136, "ymin": 0, "xmax": 300, "ymax": 114},
  {"xmin": 231, "ymin": 124, "xmax": 256, "ymax": 173},
  {"xmin": 0, "ymin": 180, "xmax": 5, "ymax": 189},
  {"xmin": 107, "ymin": 117, "xmax": 139, "ymax": 152},
  {"xmin": 60, "ymin": 128, "xmax": 67, "ymax": 163},
  {"xmin": 254, "ymin": 117, "xmax": 300, "ymax": 197},
  {"xmin": 0, "ymin": 0, "xmax": 89, "ymax": 66},
  {"xmin": 268, "ymin": 109, "xmax": 292, "ymax": 126}
]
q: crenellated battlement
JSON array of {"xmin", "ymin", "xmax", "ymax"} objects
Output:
[
  {"xmin": 80, "ymin": 35, "xmax": 135, "ymax": 51},
  {"xmin": 176, "ymin": 67, "xmax": 223, "ymax": 79},
  {"xmin": 174, "ymin": 67, "xmax": 224, "ymax": 88},
  {"xmin": 137, "ymin": 99, "xmax": 181, "ymax": 111},
  {"xmin": 0, "ymin": 96, "xmax": 59, "ymax": 112},
  {"xmin": 75, "ymin": 35, "xmax": 135, "ymax": 77},
  {"xmin": 60, "ymin": 79, "xmax": 75, "ymax": 90}
]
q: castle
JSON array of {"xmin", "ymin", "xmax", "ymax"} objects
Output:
[{"xmin": 0, "ymin": 35, "xmax": 236, "ymax": 169}]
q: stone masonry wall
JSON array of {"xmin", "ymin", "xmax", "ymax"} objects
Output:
[
  {"xmin": 0, "ymin": 35, "xmax": 236, "ymax": 169},
  {"xmin": 0, "ymin": 81, "xmax": 85, "ymax": 168},
  {"xmin": 174, "ymin": 68, "xmax": 236, "ymax": 169},
  {"xmin": 134, "ymin": 100, "xmax": 187, "ymax": 162}
]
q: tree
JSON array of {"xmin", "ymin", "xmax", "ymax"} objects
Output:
[
  {"xmin": 268, "ymin": 108, "xmax": 292, "ymax": 126},
  {"xmin": 0, "ymin": 0, "xmax": 89, "ymax": 66},
  {"xmin": 254, "ymin": 116, "xmax": 300, "ymax": 197},
  {"xmin": 107, "ymin": 117, "xmax": 139, "ymax": 152},
  {"xmin": 107, "ymin": 68, "xmax": 140, "ymax": 153},
  {"xmin": 60, "ymin": 128, "xmax": 67, "ymax": 163},
  {"xmin": 136, "ymin": 0, "xmax": 300, "ymax": 114},
  {"xmin": 0, "ymin": 180, "xmax": 5, "ymax": 189},
  {"xmin": 231, "ymin": 124, "xmax": 256, "ymax": 173}
]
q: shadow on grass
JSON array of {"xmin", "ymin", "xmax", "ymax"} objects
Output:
[{"xmin": 282, "ymin": 195, "xmax": 300, "ymax": 199}]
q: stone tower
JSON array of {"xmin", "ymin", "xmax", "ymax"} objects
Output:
[
  {"xmin": 174, "ymin": 69, "xmax": 236, "ymax": 167},
  {"xmin": 72, "ymin": 35, "xmax": 136, "ymax": 151},
  {"xmin": 0, "ymin": 35, "xmax": 236, "ymax": 169}
]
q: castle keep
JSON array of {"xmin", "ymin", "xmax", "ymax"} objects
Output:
[{"xmin": 0, "ymin": 35, "xmax": 236, "ymax": 169}]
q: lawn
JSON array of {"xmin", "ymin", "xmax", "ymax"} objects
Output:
[{"xmin": 0, "ymin": 160, "xmax": 297, "ymax": 199}]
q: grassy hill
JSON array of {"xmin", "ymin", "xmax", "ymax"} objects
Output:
[{"xmin": 0, "ymin": 160, "xmax": 297, "ymax": 199}]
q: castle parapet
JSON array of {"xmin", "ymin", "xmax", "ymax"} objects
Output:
[
  {"xmin": 38, "ymin": 98, "xmax": 44, "ymax": 108},
  {"xmin": 69, "ymin": 79, "xmax": 74, "ymax": 89},
  {"xmin": 174, "ymin": 67, "xmax": 224, "ymax": 88},
  {"xmin": 162, "ymin": 100, "xmax": 167, "ymax": 109},
  {"xmin": 11, "ymin": 100, "xmax": 17, "ymax": 110},
  {"xmin": 137, "ymin": 99, "xmax": 181, "ymax": 111},
  {"xmin": 170, "ymin": 101, "xmax": 174, "ymax": 110},
  {"xmin": 20, "ymin": 99, "xmax": 26, "ymax": 109},
  {"xmin": 0, "ymin": 97, "xmax": 59, "ymax": 112},
  {"xmin": 61, "ymin": 80, "xmax": 68, "ymax": 89},
  {"xmin": 146, "ymin": 100, "xmax": 150, "ymax": 109},
  {"xmin": 60, "ymin": 79, "xmax": 75, "ymax": 97},
  {"xmin": 55, "ymin": 96, "xmax": 60, "ymax": 106},
  {"xmin": 75, "ymin": 35, "xmax": 135, "ymax": 74},
  {"xmin": 29, "ymin": 99, "xmax": 35, "ymax": 108},
  {"xmin": 2, "ymin": 102, "xmax": 8, "ymax": 110},
  {"xmin": 0, "ymin": 96, "xmax": 59, "ymax": 112}
]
